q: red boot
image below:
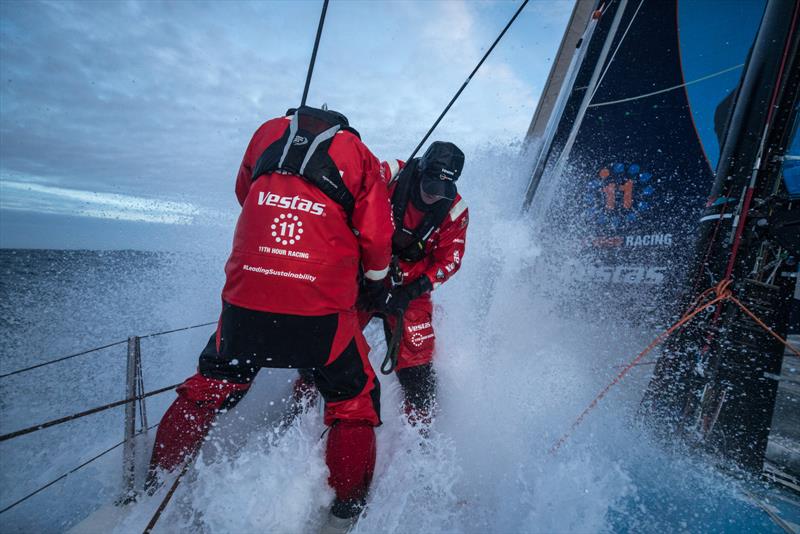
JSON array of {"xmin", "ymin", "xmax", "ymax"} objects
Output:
[{"xmin": 325, "ymin": 421, "xmax": 376, "ymax": 519}]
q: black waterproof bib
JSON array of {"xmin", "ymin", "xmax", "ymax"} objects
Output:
[
  {"xmin": 391, "ymin": 159, "xmax": 453, "ymax": 263},
  {"xmin": 251, "ymin": 106, "xmax": 360, "ymax": 216}
]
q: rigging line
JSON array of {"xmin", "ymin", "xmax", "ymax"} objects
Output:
[
  {"xmin": 0, "ymin": 321, "xmax": 216, "ymax": 379},
  {"xmin": 143, "ymin": 458, "xmax": 192, "ymax": 534},
  {"xmin": 0, "ymin": 339, "xmax": 128, "ymax": 379},
  {"xmin": 405, "ymin": 0, "xmax": 529, "ymax": 162},
  {"xmin": 588, "ymin": 0, "xmax": 645, "ymax": 104},
  {"xmin": 0, "ymin": 384, "xmax": 179, "ymax": 442},
  {"xmin": 300, "ymin": 0, "xmax": 329, "ymax": 107},
  {"xmin": 588, "ymin": 64, "xmax": 746, "ymax": 108},
  {"xmin": 141, "ymin": 321, "xmax": 217, "ymax": 339},
  {"xmin": 0, "ymin": 423, "xmax": 160, "ymax": 515}
]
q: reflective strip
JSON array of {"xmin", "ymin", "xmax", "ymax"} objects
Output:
[
  {"xmin": 449, "ymin": 198, "xmax": 467, "ymax": 221},
  {"xmin": 699, "ymin": 213, "xmax": 733, "ymax": 223},
  {"xmin": 278, "ymin": 114, "xmax": 299, "ymax": 168},
  {"xmin": 299, "ymin": 124, "xmax": 340, "ymax": 175},
  {"xmin": 364, "ymin": 266, "xmax": 390, "ymax": 281}
]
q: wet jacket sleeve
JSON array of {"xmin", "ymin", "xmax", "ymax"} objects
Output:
[
  {"xmin": 379, "ymin": 159, "xmax": 403, "ymax": 185},
  {"xmin": 423, "ymin": 198, "xmax": 469, "ymax": 289},
  {"xmin": 352, "ymin": 147, "xmax": 394, "ymax": 282}
]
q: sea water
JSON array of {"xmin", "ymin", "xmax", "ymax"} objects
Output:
[{"xmin": 0, "ymin": 147, "xmax": 794, "ymax": 533}]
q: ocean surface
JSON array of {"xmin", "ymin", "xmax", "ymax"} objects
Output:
[
  {"xmin": 1, "ymin": 148, "xmax": 797, "ymax": 532},
  {"xmin": 0, "ymin": 247, "xmax": 795, "ymax": 533}
]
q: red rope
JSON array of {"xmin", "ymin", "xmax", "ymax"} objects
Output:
[{"xmin": 548, "ymin": 279, "xmax": 798, "ymax": 454}]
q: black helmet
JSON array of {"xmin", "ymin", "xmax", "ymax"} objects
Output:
[{"xmin": 418, "ymin": 141, "xmax": 464, "ymax": 201}]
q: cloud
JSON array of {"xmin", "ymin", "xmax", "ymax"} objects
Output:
[
  {"xmin": 0, "ymin": 0, "xmax": 573, "ymax": 247},
  {"xmin": 1, "ymin": 178, "xmax": 201, "ymax": 224}
]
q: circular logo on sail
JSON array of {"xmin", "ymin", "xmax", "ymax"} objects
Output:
[{"xmin": 584, "ymin": 162, "xmax": 655, "ymax": 227}]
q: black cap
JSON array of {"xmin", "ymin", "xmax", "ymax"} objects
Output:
[{"xmin": 418, "ymin": 141, "xmax": 464, "ymax": 201}]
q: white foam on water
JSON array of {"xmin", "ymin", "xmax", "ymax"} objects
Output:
[{"xmin": 1, "ymin": 144, "xmax": 788, "ymax": 533}]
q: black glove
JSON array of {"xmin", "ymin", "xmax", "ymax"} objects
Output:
[
  {"xmin": 357, "ymin": 278, "xmax": 390, "ymax": 313},
  {"xmin": 385, "ymin": 276, "xmax": 433, "ymax": 315}
]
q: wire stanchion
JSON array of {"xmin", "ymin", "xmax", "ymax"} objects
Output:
[{"xmin": 0, "ymin": 318, "xmax": 215, "ymax": 517}]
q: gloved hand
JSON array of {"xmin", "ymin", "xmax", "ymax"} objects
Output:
[
  {"xmin": 357, "ymin": 278, "xmax": 390, "ymax": 313},
  {"xmin": 385, "ymin": 276, "xmax": 432, "ymax": 315}
]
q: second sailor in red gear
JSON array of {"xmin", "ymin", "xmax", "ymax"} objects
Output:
[
  {"xmin": 376, "ymin": 141, "xmax": 468, "ymax": 428},
  {"xmin": 305, "ymin": 142, "xmax": 469, "ymax": 428}
]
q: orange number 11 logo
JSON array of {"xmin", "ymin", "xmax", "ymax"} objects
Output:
[{"xmin": 602, "ymin": 180, "xmax": 634, "ymax": 210}]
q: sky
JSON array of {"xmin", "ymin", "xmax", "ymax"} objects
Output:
[{"xmin": 0, "ymin": 0, "xmax": 573, "ymax": 250}]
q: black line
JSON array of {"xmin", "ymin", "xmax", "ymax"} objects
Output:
[
  {"xmin": 406, "ymin": 0, "xmax": 529, "ymax": 161},
  {"xmin": 0, "ymin": 424, "xmax": 160, "ymax": 515},
  {"xmin": 300, "ymin": 0, "xmax": 330, "ymax": 107},
  {"xmin": 0, "ymin": 340, "xmax": 128, "ymax": 379},
  {"xmin": 0, "ymin": 385, "xmax": 178, "ymax": 442}
]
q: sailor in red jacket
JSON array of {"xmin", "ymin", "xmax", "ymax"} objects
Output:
[
  {"xmin": 376, "ymin": 141, "xmax": 468, "ymax": 428},
  {"xmin": 147, "ymin": 106, "xmax": 393, "ymax": 527},
  {"xmin": 297, "ymin": 142, "xmax": 468, "ymax": 430}
]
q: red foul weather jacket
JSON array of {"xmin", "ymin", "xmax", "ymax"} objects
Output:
[
  {"xmin": 380, "ymin": 159, "xmax": 469, "ymax": 292},
  {"xmin": 222, "ymin": 116, "xmax": 394, "ymax": 316}
]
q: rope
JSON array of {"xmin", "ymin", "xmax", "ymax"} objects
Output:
[
  {"xmin": 588, "ymin": 64, "xmax": 745, "ymax": 108},
  {"xmin": 0, "ymin": 321, "xmax": 216, "ymax": 379},
  {"xmin": 143, "ymin": 457, "xmax": 192, "ymax": 534},
  {"xmin": 405, "ymin": 0, "xmax": 529, "ymax": 161},
  {"xmin": 549, "ymin": 279, "xmax": 799, "ymax": 454},
  {"xmin": 0, "ymin": 423, "xmax": 159, "ymax": 515},
  {"xmin": 300, "ymin": 0, "xmax": 329, "ymax": 107},
  {"xmin": 381, "ymin": 312, "xmax": 405, "ymax": 375},
  {"xmin": 0, "ymin": 384, "xmax": 179, "ymax": 442},
  {"xmin": 728, "ymin": 295, "xmax": 800, "ymax": 357},
  {"xmin": 587, "ymin": 0, "xmax": 645, "ymax": 104}
]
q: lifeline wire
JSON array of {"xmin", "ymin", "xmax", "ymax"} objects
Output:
[
  {"xmin": 0, "ymin": 340, "xmax": 128, "ymax": 379},
  {"xmin": 405, "ymin": 0, "xmax": 529, "ymax": 162},
  {"xmin": 0, "ymin": 423, "xmax": 159, "ymax": 515},
  {"xmin": 0, "ymin": 383, "xmax": 179, "ymax": 442},
  {"xmin": 0, "ymin": 321, "xmax": 216, "ymax": 379}
]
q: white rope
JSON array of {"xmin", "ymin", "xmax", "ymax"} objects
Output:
[
  {"xmin": 588, "ymin": 0, "xmax": 646, "ymax": 103},
  {"xmin": 588, "ymin": 63, "xmax": 745, "ymax": 108}
]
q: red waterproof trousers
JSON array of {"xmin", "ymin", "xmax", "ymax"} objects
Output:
[{"xmin": 149, "ymin": 306, "xmax": 379, "ymax": 513}]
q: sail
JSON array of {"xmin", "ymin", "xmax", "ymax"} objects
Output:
[{"xmin": 523, "ymin": 0, "xmax": 766, "ymax": 323}]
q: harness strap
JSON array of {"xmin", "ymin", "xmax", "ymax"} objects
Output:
[
  {"xmin": 391, "ymin": 160, "xmax": 453, "ymax": 262},
  {"xmin": 251, "ymin": 107, "xmax": 357, "ymax": 216}
]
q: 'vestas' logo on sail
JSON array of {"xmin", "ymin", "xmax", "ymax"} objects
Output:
[{"xmin": 258, "ymin": 192, "xmax": 325, "ymax": 215}]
